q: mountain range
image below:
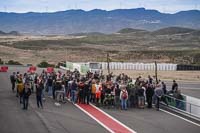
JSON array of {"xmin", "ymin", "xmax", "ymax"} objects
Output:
[
  {"xmin": 0, "ymin": 30, "xmax": 20, "ymax": 36},
  {"xmin": 0, "ymin": 8, "xmax": 200, "ymax": 35}
]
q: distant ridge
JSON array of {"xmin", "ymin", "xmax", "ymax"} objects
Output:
[
  {"xmin": 0, "ymin": 30, "xmax": 20, "ymax": 36},
  {"xmin": 0, "ymin": 8, "xmax": 199, "ymax": 35}
]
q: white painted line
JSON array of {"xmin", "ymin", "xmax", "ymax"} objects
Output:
[
  {"xmin": 75, "ymin": 104, "xmax": 115, "ymax": 133},
  {"xmin": 90, "ymin": 103, "xmax": 137, "ymax": 133},
  {"xmin": 160, "ymin": 109, "xmax": 200, "ymax": 127}
]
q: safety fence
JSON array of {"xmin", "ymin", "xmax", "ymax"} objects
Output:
[
  {"xmin": 101, "ymin": 62, "xmax": 177, "ymax": 71},
  {"xmin": 164, "ymin": 94, "xmax": 200, "ymax": 118},
  {"xmin": 177, "ymin": 64, "xmax": 200, "ymax": 71}
]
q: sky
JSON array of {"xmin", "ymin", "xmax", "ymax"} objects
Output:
[{"xmin": 0, "ymin": 0, "xmax": 199, "ymax": 13}]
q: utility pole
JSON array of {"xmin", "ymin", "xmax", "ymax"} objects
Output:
[
  {"xmin": 155, "ymin": 61, "xmax": 158, "ymax": 84},
  {"xmin": 107, "ymin": 53, "xmax": 110, "ymax": 74}
]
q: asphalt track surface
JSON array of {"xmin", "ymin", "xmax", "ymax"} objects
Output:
[
  {"xmin": 0, "ymin": 66, "xmax": 200, "ymax": 133},
  {"xmin": 0, "ymin": 67, "xmax": 109, "ymax": 133}
]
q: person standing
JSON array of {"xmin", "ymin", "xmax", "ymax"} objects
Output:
[
  {"xmin": 137, "ymin": 85, "xmax": 145, "ymax": 109},
  {"xmin": 171, "ymin": 80, "xmax": 178, "ymax": 93},
  {"xmin": 162, "ymin": 82, "xmax": 167, "ymax": 94},
  {"xmin": 36, "ymin": 80, "xmax": 44, "ymax": 108},
  {"xmin": 120, "ymin": 87, "xmax": 128, "ymax": 110},
  {"xmin": 154, "ymin": 83, "xmax": 164, "ymax": 111},
  {"xmin": 47, "ymin": 76, "xmax": 53, "ymax": 97},
  {"xmin": 71, "ymin": 80, "xmax": 77, "ymax": 104},
  {"xmin": 22, "ymin": 83, "xmax": 31, "ymax": 110},
  {"xmin": 17, "ymin": 74, "xmax": 24, "ymax": 103},
  {"xmin": 146, "ymin": 84, "xmax": 154, "ymax": 108},
  {"xmin": 114, "ymin": 83, "xmax": 121, "ymax": 109},
  {"xmin": 78, "ymin": 80, "xmax": 85, "ymax": 104},
  {"xmin": 95, "ymin": 81, "xmax": 102, "ymax": 106},
  {"xmin": 10, "ymin": 72, "xmax": 16, "ymax": 92},
  {"xmin": 90, "ymin": 80, "xmax": 96, "ymax": 103},
  {"xmin": 83, "ymin": 81, "xmax": 91, "ymax": 104}
]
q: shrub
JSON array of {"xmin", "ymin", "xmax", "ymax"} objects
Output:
[
  {"xmin": 37, "ymin": 61, "xmax": 55, "ymax": 68},
  {"xmin": 6, "ymin": 60, "xmax": 22, "ymax": 65},
  {"xmin": 0, "ymin": 58, "xmax": 4, "ymax": 64}
]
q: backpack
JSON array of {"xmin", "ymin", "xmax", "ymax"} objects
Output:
[
  {"xmin": 122, "ymin": 91, "xmax": 128, "ymax": 99},
  {"xmin": 24, "ymin": 88, "xmax": 31, "ymax": 97}
]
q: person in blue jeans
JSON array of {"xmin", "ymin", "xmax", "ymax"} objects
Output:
[
  {"xmin": 120, "ymin": 87, "xmax": 128, "ymax": 110},
  {"xmin": 71, "ymin": 80, "xmax": 77, "ymax": 104},
  {"xmin": 47, "ymin": 77, "xmax": 53, "ymax": 96},
  {"xmin": 22, "ymin": 83, "xmax": 31, "ymax": 110}
]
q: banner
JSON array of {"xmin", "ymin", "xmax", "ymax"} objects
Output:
[
  {"xmin": 81, "ymin": 65, "xmax": 89, "ymax": 74},
  {"xmin": 66, "ymin": 61, "xmax": 73, "ymax": 71},
  {"xmin": 0, "ymin": 66, "xmax": 8, "ymax": 72}
]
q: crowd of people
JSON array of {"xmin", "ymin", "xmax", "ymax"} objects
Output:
[{"xmin": 10, "ymin": 68, "xmax": 183, "ymax": 111}]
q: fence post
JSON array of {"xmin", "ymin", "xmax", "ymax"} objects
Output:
[{"xmin": 155, "ymin": 61, "xmax": 158, "ymax": 84}]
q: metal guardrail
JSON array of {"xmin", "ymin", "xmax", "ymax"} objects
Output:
[{"xmin": 164, "ymin": 94, "xmax": 200, "ymax": 119}]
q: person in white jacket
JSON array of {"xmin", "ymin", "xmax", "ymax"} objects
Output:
[{"xmin": 120, "ymin": 87, "xmax": 128, "ymax": 110}]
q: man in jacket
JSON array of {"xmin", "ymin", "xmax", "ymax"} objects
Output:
[
  {"xmin": 10, "ymin": 72, "xmax": 16, "ymax": 92},
  {"xmin": 36, "ymin": 80, "xmax": 44, "ymax": 108},
  {"xmin": 146, "ymin": 84, "xmax": 154, "ymax": 108},
  {"xmin": 23, "ymin": 83, "xmax": 31, "ymax": 110}
]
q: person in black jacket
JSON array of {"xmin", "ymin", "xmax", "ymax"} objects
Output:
[
  {"xmin": 10, "ymin": 72, "xmax": 16, "ymax": 92},
  {"xmin": 83, "ymin": 80, "xmax": 91, "ymax": 104},
  {"xmin": 22, "ymin": 83, "xmax": 31, "ymax": 110},
  {"xmin": 171, "ymin": 80, "xmax": 178, "ymax": 93},
  {"xmin": 137, "ymin": 85, "xmax": 145, "ymax": 109},
  {"xmin": 146, "ymin": 84, "xmax": 154, "ymax": 108},
  {"xmin": 36, "ymin": 80, "xmax": 44, "ymax": 108},
  {"xmin": 47, "ymin": 76, "xmax": 53, "ymax": 97},
  {"xmin": 114, "ymin": 83, "xmax": 121, "ymax": 109},
  {"xmin": 162, "ymin": 82, "xmax": 167, "ymax": 94}
]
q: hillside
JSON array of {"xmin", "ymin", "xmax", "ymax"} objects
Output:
[
  {"xmin": 117, "ymin": 28, "xmax": 147, "ymax": 33},
  {"xmin": 152, "ymin": 27, "xmax": 196, "ymax": 35},
  {"xmin": 0, "ymin": 27, "xmax": 199, "ymax": 65},
  {"xmin": 0, "ymin": 8, "xmax": 200, "ymax": 35}
]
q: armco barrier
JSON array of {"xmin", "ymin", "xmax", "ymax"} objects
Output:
[
  {"xmin": 101, "ymin": 62, "xmax": 177, "ymax": 71},
  {"xmin": 60, "ymin": 62, "xmax": 177, "ymax": 71}
]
